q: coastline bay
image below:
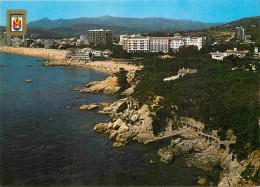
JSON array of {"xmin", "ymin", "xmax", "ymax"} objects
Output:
[{"xmin": 0, "ymin": 52, "xmax": 220, "ymax": 186}]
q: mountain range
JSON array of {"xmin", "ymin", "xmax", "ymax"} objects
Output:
[
  {"xmin": 1, "ymin": 15, "xmax": 259, "ymax": 39},
  {"xmin": 27, "ymin": 15, "xmax": 221, "ymax": 32}
]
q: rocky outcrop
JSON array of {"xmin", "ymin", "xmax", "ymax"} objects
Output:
[
  {"xmin": 87, "ymin": 72, "xmax": 259, "ymax": 186},
  {"xmin": 79, "ymin": 76, "xmax": 121, "ymax": 94},
  {"xmin": 156, "ymin": 125, "xmax": 260, "ymax": 186},
  {"xmin": 79, "ymin": 104, "xmax": 99, "ymax": 110},
  {"xmin": 218, "ymin": 150, "xmax": 260, "ymax": 186},
  {"xmin": 93, "ymin": 123, "xmax": 108, "ymax": 132},
  {"xmin": 158, "ymin": 145, "xmax": 174, "ymax": 163},
  {"xmin": 93, "ymin": 97, "xmax": 155, "ymax": 147},
  {"xmin": 121, "ymin": 86, "xmax": 135, "ymax": 95}
]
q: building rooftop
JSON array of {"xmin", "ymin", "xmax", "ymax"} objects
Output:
[
  {"xmin": 88, "ymin": 29, "xmax": 111, "ymax": 32},
  {"xmin": 178, "ymin": 68, "xmax": 197, "ymax": 74},
  {"xmin": 211, "ymin": 52, "xmax": 224, "ymax": 56},
  {"xmin": 163, "ymin": 75, "xmax": 179, "ymax": 81},
  {"xmin": 225, "ymin": 50, "xmax": 246, "ymax": 54}
]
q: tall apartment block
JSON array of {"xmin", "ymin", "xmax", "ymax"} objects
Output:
[
  {"xmin": 88, "ymin": 29, "xmax": 112, "ymax": 45},
  {"xmin": 4, "ymin": 32, "xmax": 12, "ymax": 46},
  {"xmin": 236, "ymin": 26, "xmax": 245, "ymax": 40},
  {"xmin": 122, "ymin": 34, "xmax": 206, "ymax": 53}
]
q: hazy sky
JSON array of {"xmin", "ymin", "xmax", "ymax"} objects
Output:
[{"xmin": 0, "ymin": 0, "xmax": 260, "ymax": 26}]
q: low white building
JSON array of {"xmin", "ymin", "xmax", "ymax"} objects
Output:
[
  {"xmin": 211, "ymin": 48, "xmax": 247, "ymax": 61},
  {"xmin": 163, "ymin": 68, "xmax": 197, "ymax": 81},
  {"xmin": 72, "ymin": 51, "xmax": 90, "ymax": 60},
  {"xmin": 211, "ymin": 52, "xmax": 225, "ymax": 60},
  {"xmin": 178, "ymin": 68, "xmax": 198, "ymax": 77},
  {"xmin": 67, "ymin": 47, "xmax": 110, "ymax": 60}
]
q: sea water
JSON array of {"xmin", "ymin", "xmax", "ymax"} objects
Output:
[{"xmin": 0, "ymin": 52, "xmax": 219, "ymax": 186}]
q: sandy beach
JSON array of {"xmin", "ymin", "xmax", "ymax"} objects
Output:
[{"xmin": 0, "ymin": 46, "xmax": 141, "ymax": 74}]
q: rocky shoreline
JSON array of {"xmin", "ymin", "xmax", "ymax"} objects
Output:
[
  {"xmin": 2, "ymin": 47, "xmax": 258, "ymax": 186},
  {"xmin": 79, "ymin": 71, "xmax": 259, "ymax": 186}
]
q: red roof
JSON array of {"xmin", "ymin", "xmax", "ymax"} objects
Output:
[{"xmin": 225, "ymin": 50, "xmax": 246, "ymax": 54}]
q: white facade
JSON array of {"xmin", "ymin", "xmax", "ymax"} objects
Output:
[
  {"xmin": 211, "ymin": 52, "xmax": 225, "ymax": 60},
  {"xmin": 119, "ymin": 34, "xmax": 141, "ymax": 45},
  {"xmin": 123, "ymin": 34, "xmax": 206, "ymax": 53},
  {"xmin": 67, "ymin": 48, "xmax": 110, "ymax": 60},
  {"xmin": 211, "ymin": 48, "xmax": 247, "ymax": 61},
  {"xmin": 150, "ymin": 38, "xmax": 169, "ymax": 53},
  {"xmin": 164, "ymin": 68, "xmax": 197, "ymax": 81},
  {"xmin": 72, "ymin": 52, "xmax": 90, "ymax": 60},
  {"xmin": 127, "ymin": 38, "xmax": 150, "ymax": 53},
  {"xmin": 169, "ymin": 38, "xmax": 185, "ymax": 50}
]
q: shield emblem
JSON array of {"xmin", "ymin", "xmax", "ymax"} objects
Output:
[
  {"xmin": 11, "ymin": 15, "xmax": 23, "ymax": 32},
  {"xmin": 13, "ymin": 17, "xmax": 21, "ymax": 31}
]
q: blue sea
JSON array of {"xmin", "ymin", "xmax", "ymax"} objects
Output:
[{"xmin": 0, "ymin": 52, "xmax": 219, "ymax": 186}]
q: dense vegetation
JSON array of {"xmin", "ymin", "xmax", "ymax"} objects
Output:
[
  {"xmin": 132, "ymin": 46, "xmax": 259, "ymax": 160},
  {"xmin": 115, "ymin": 68, "xmax": 131, "ymax": 93}
]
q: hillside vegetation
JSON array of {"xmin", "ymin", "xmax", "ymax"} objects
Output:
[{"xmin": 131, "ymin": 46, "xmax": 259, "ymax": 161}]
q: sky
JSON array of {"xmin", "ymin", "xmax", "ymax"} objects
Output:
[{"xmin": 0, "ymin": 0, "xmax": 260, "ymax": 26}]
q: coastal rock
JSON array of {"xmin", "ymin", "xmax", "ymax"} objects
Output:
[
  {"xmin": 190, "ymin": 152, "xmax": 220, "ymax": 171},
  {"xmin": 158, "ymin": 146, "xmax": 174, "ymax": 163},
  {"xmin": 174, "ymin": 140, "xmax": 193, "ymax": 154},
  {"xmin": 118, "ymin": 123, "xmax": 129, "ymax": 133},
  {"xmin": 79, "ymin": 104, "xmax": 98, "ymax": 110},
  {"xmin": 116, "ymin": 101, "xmax": 128, "ymax": 113},
  {"xmin": 137, "ymin": 132, "xmax": 154, "ymax": 143},
  {"xmin": 94, "ymin": 123, "xmax": 108, "ymax": 132},
  {"xmin": 121, "ymin": 86, "xmax": 135, "ymax": 95},
  {"xmin": 198, "ymin": 177, "xmax": 207, "ymax": 186},
  {"xmin": 71, "ymin": 88, "xmax": 80, "ymax": 91},
  {"xmin": 193, "ymin": 138, "xmax": 211, "ymax": 151},
  {"xmin": 107, "ymin": 122, "xmax": 114, "ymax": 130},
  {"xmin": 171, "ymin": 138, "xmax": 181, "ymax": 145},
  {"xmin": 115, "ymin": 133, "xmax": 129, "ymax": 142},
  {"xmin": 79, "ymin": 76, "xmax": 121, "ymax": 94},
  {"xmin": 130, "ymin": 114, "xmax": 139, "ymax": 122},
  {"xmin": 113, "ymin": 142, "xmax": 125, "ymax": 147},
  {"xmin": 99, "ymin": 102, "xmax": 111, "ymax": 107},
  {"xmin": 138, "ymin": 104, "xmax": 150, "ymax": 120},
  {"xmin": 113, "ymin": 118, "xmax": 125, "ymax": 130},
  {"xmin": 109, "ymin": 130, "xmax": 118, "ymax": 139}
]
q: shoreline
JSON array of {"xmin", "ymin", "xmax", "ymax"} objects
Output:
[{"xmin": 0, "ymin": 46, "xmax": 141, "ymax": 75}]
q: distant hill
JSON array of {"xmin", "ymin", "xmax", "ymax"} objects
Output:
[
  {"xmin": 50, "ymin": 23, "xmax": 148, "ymax": 37},
  {"xmin": 28, "ymin": 15, "xmax": 221, "ymax": 33},
  {"xmin": 218, "ymin": 16, "xmax": 260, "ymax": 28},
  {"xmin": 0, "ymin": 26, "xmax": 63, "ymax": 39},
  {"xmin": 217, "ymin": 16, "xmax": 260, "ymax": 42}
]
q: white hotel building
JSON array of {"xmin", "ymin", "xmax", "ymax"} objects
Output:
[
  {"xmin": 125, "ymin": 37, "xmax": 150, "ymax": 53},
  {"xmin": 122, "ymin": 34, "xmax": 206, "ymax": 53}
]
